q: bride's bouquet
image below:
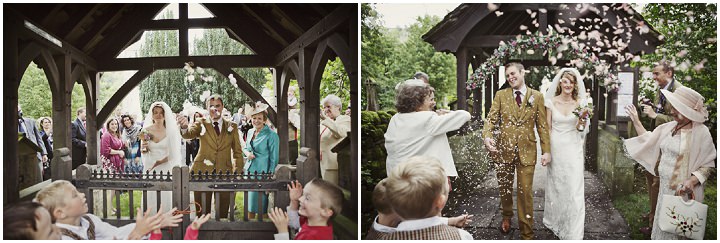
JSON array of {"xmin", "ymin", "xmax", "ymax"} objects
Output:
[
  {"xmin": 139, "ymin": 128, "xmax": 153, "ymax": 152},
  {"xmin": 573, "ymin": 101, "xmax": 594, "ymax": 132}
]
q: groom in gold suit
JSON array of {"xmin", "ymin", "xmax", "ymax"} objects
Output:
[
  {"xmin": 483, "ymin": 63, "xmax": 551, "ymax": 240},
  {"xmin": 178, "ymin": 95, "xmax": 245, "ymax": 218}
]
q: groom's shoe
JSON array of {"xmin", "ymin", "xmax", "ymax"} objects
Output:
[{"xmin": 500, "ymin": 218, "xmax": 511, "ymax": 234}]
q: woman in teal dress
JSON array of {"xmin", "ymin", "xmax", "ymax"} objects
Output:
[{"xmin": 242, "ymin": 102, "xmax": 279, "ymax": 219}]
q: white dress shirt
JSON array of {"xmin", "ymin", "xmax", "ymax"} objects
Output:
[
  {"xmin": 512, "ymin": 84, "xmax": 528, "ymax": 104},
  {"xmin": 55, "ymin": 214, "xmax": 138, "ymax": 240}
]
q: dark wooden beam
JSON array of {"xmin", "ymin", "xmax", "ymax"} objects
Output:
[
  {"xmin": 274, "ymin": 4, "xmax": 319, "ymax": 30},
  {"xmin": 179, "ymin": 3, "xmax": 189, "ymax": 57},
  {"xmin": 502, "ymin": 3, "xmax": 564, "ymax": 12},
  {"xmin": 269, "ymin": 4, "xmax": 305, "ymax": 37},
  {"xmin": 4, "ymin": 15, "xmax": 21, "ymax": 204},
  {"xmin": 60, "ymin": 4, "xmax": 103, "ymax": 40},
  {"xmin": 274, "ymin": 66, "xmax": 289, "ymax": 164},
  {"xmin": 274, "ymin": 4, "xmax": 353, "ymax": 66},
  {"xmin": 40, "ymin": 4, "xmax": 66, "ymax": 26},
  {"xmin": 240, "ymin": 4, "xmax": 291, "ymax": 46},
  {"xmin": 7, "ymin": 7, "xmax": 96, "ymax": 67},
  {"xmin": 298, "ymin": 47, "xmax": 320, "ymax": 159},
  {"xmin": 97, "ymin": 69, "xmax": 152, "ymax": 124},
  {"xmin": 90, "ymin": 4, "xmax": 166, "ymax": 60},
  {"xmin": 425, "ymin": 4, "xmax": 493, "ymax": 53},
  {"xmin": 96, "ymin": 55, "xmax": 274, "ymax": 72},
  {"xmin": 144, "ymin": 18, "xmax": 227, "ymax": 30},
  {"xmin": 456, "ymin": 47, "xmax": 469, "ymax": 111},
  {"xmin": 78, "ymin": 4, "xmax": 130, "ymax": 52},
  {"xmin": 463, "ymin": 35, "xmax": 516, "ymax": 48},
  {"xmin": 213, "ymin": 65, "xmax": 277, "ymax": 123},
  {"xmin": 203, "ymin": 4, "xmax": 283, "ymax": 56}
]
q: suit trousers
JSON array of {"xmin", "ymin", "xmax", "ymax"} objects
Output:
[
  {"xmin": 645, "ymin": 165, "xmax": 660, "ymax": 228},
  {"xmin": 496, "ymin": 153, "xmax": 535, "ymax": 240},
  {"xmin": 194, "ymin": 191, "xmax": 232, "ymax": 219}
]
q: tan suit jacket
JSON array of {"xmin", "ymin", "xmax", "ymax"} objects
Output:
[
  {"xmin": 181, "ymin": 117, "xmax": 244, "ymax": 173},
  {"xmin": 482, "ymin": 88, "xmax": 551, "ymax": 166}
]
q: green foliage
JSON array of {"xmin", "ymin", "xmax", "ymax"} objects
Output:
[
  {"xmin": 360, "ymin": 110, "xmax": 393, "ymax": 239},
  {"xmin": 138, "ymin": 27, "xmax": 270, "ymax": 113},
  {"xmin": 636, "ymin": 3, "xmax": 717, "ymax": 142},
  {"xmin": 320, "ymin": 58, "xmax": 351, "ymax": 108},
  {"xmin": 18, "ymin": 62, "xmax": 115, "ymax": 121},
  {"xmin": 361, "ymin": 3, "xmax": 457, "ymax": 111}
]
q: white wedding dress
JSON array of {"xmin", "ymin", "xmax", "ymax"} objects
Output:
[
  {"xmin": 142, "ymin": 137, "xmax": 177, "ymax": 213},
  {"xmin": 542, "ymin": 68, "xmax": 588, "ymax": 240},
  {"xmin": 141, "ymin": 101, "xmax": 183, "ymax": 213},
  {"xmin": 542, "ymin": 101, "xmax": 587, "ymax": 239}
]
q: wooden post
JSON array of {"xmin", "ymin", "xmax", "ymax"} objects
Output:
[
  {"xmin": 298, "ymin": 48, "xmax": 320, "ymax": 163},
  {"xmin": 274, "ymin": 165, "xmax": 291, "ymax": 208},
  {"xmin": 296, "ymin": 147, "xmax": 319, "ymax": 185},
  {"xmin": 86, "ymin": 71, "xmax": 99, "ymax": 165},
  {"xmin": 172, "ymin": 166, "xmax": 185, "ymax": 240},
  {"xmin": 4, "ymin": 14, "xmax": 21, "ymax": 203},
  {"xmin": 275, "ymin": 67, "xmax": 290, "ymax": 164},
  {"xmin": 348, "ymin": 13, "xmax": 358, "ymax": 215},
  {"xmin": 51, "ymin": 148, "xmax": 73, "ymax": 181},
  {"xmin": 587, "ymin": 79, "xmax": 600, "ymax": 173},
  {"xmin": 455, "ymin": 47, "xmax": 468, "ymax": 111},
  {"xmin": 76, "ymin": 165, "xmax": 92, "ymax": 199},
  {"xmin": 470, "ymin": 56, "xmax": 484, "ymax": 120},
  {"xmin": 178, "ymin": 3, "xmax": 189, "ymax": 58}
]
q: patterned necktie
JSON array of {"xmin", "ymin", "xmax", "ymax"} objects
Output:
[
  {"xmin": 515, "ymin": 91, "xmax": 522, "ymax": 107},
  {"xmin": 213, "ymin": 122, "xmax": 220, "ymax": 135}
]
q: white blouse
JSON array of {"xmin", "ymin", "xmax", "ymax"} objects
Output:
[{"xmin": 384, "ymin": 110, "xmax": 471, "ymax": 177}]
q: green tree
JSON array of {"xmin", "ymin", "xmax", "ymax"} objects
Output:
[
  {"xmin": 320, "ymin": 58, "xmax": 351, "ymax": 108},
  {"xmin": 361, "ymin": 3, "xmax": 457, "ymax": 110},
  {"xmin": 18, "ymin": 62, "xmax": 115, "ymax": 121},
  {"xmin": 636, "ymin": 3, "xmax": 717, "ymax": 141},
  {"xmin": 138, "ymin": 9, "xmax": 270, "ymax": 114}
]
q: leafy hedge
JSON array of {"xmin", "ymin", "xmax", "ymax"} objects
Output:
[{"xmin": 360, "ymin": 110, "xmax": 395, "ymax": 239}]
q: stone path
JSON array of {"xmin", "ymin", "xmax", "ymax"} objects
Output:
[{"xmin": 445, "ymin": 164, "xmax": 631, "ymax": 240}]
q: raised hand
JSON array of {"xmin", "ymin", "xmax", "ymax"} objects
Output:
[
  {"xmin": 176, "ymin": 114, "xmax": 189, "ymax": 129},
  {"xmin": 191, "ymin": 214, "xmax": 212, "ymax": 230},
  {"xmin": 625, "ymin": 105, "xmax": 639, "ymax": 122},
  {"xmin": 483, "ymin": 138, "xmax": 498, "ymax": 153},
  {"xmin": 131, "ymin": 207, "xmax": 163, "ymax": 239},
  {"xmin": 158, "ymin": 206, "xmax": 183, "ymax": 228},
  {"xmin": 268, "ymin": 207, "xmax": 289, "ymax": 233},
  {"xmin": 288, "ymin": 180, "xmax": 303, "ymax": 202}
]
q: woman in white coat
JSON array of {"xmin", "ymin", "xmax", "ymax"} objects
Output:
[{"xmin": 384, "ymin": 79, "xmax": 471, "ymax": 182}]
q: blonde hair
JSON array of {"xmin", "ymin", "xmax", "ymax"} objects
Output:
[
  {"xmin": 385, "ymin": 156, "xmax": 448, "ymax": 220},
  {"xmin": 34, "ymin": 180, "xmax": 74, "ymax": 221},
  {"xmin": 372, "ymin": 178, "xmax": 392, "ymax": 214},
  {"xmin": 308, "ymin": 178, "xmax": 344, "ymax": 218}
]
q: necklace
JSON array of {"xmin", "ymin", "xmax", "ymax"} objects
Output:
[{"xmin": 671, "ymin": 121, "xmax": 692, "ymax": 136}]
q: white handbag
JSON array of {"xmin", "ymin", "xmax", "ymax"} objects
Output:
[{"xmin": 658, "ymin": 191, "xmax": 707, "ymax": 240}]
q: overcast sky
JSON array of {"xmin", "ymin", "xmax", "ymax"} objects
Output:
[{"xmin": 374, "ymin": 3, "xmax": 461, "ymax": 28}]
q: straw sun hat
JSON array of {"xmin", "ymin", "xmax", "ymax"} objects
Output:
[
  {"xmin": 244, "ymin": 101, "xmax": 269, "ymax": 117},
  {"xmin": 660, "ymin": 86, "xmax": 709, "ymax": 123}
]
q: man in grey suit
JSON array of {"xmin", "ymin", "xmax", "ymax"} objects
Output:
[
  {"xmin": 71, "ymin": 107, "xmax": 87, "ymax": 169},
  {"xmin": 17, "ymin": 105, "xmax": 48, "ymax": 180}
]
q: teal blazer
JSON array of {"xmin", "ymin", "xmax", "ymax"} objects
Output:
[{"xmin": 243, "ymin": 125, "xmax": 279, "ymax": 174}]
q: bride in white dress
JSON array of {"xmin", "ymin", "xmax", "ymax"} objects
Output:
[
  {"xmin": 141, "ymin": 102, "xmax": 182, "ymax": 213},
  {"xmin": 542, "ymin": 68, "xmax": 589, "ymax": 239}
]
